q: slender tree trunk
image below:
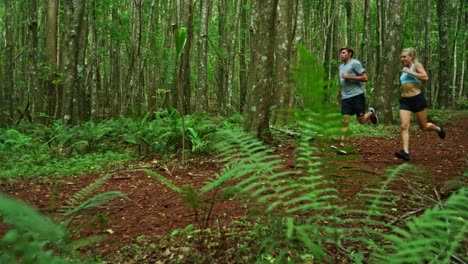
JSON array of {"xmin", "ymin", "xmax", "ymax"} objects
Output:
[
  {"xmin": 77, "ymin": 7, "xmax": 89, "ymax": 122},
  {"xmin": 196, "ymin": 0, "xmax": 210, "ymax": 113},
  {"xmin": 45, "ymin": 0, "xmax": 59, "ymax": 121},
  {"xmin": 344, "ymin": 0, "xmax": 352, "ymax": 44},
  {"xmin": 323, "ymin": 0, "xmax": 337, "ymax": 91},
  {"xmin": 182, "ymin": 0, "xmax": 194, "ymax": 114},
  {"xmin": 28, "ymin": 0, "xmax": 38, "ymax": 123},
  {"xmin": 437, "ymin": 0, "xmax": 450, "ymax": 108},
  {"xmin": 2, "ymin": 0, "xmax": 15, "ymax": 126},
  {"xmin": 110, "ymin": 6, "xmax": 122, "ymax": 116},
  {"xmin": 216, "ymin": 0, "xmax": 227, "ymax": 114},
  {"xmin": 361, "ymin": 0, "xmax": 371, "ymax": 68},
  {"xmin": 239, "ymin": 0, "xmax": 248, "ymax": 113},
  {"xmin": 225, "ymin": 2, "xmax": 242, "ymax": 115},
  {"xmin": 62, "ymin": 0, "xmax": 85, "ymax": 125},
  {"xmin": 423, "ymin": 0, "xmax": 434, "ymax": 105}
]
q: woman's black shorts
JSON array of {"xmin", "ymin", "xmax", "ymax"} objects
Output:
[{"xmin": 399, "ymin": 93, "xmax": 428, "ymax": 113}]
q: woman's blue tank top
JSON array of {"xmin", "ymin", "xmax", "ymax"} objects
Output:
[{"xmin": 400, "ymin": 64, "xmax": 421, "ymax": 84}]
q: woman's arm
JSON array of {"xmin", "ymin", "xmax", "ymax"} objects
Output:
[{"xmin": 403, "ymin": 62, "xmax": 428, "ymax": 81}]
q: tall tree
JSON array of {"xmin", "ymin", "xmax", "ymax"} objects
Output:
[
  {"xmin": 437, "ymin": 0, "xmax": 450, "ymax": 108},
  {"xmin": 272, "ymin": 0, "xmax": 296, "ymax": 125},
  {"xmin": 195, "ymin": 0, "xmax": 210, "ymax": 113},
  {"xmin": 360, "ymin": 0, "xmax": 371, "ymax": 68},
  {"xmin": 238, "ymin": 0, "xmax": 249, "ymax": 113},
  {"xmin": 61, "ymin": 0, "xmax": 86, "ymax": 124},
  {"xmin": 216, "ymin": 1, "xmax": 241, "ymax": 115},
  {"xmin": 2, "ymin": 0, "xmax": 15, "ymax": 126},
  {"xmin": 245, "ymin": 0, "xmax": 278, "ymax": 141},
  {"xmin": 181, "ymin": 0, "xmax": 194, "ymax": 114},
  {"xmin": 374, "ymin": 0, "xmax": 404, "ymax": 124},
  {"xmin": 28, "ymin": 0, "xmax": 38, "ymax": 123},
  {"xmin": 344, "ymin": 0, "xmax": 352, "ymax": 44},
  {"xmin": 44, "ymin": 0, "xmax": 59, "ymax": 121}
]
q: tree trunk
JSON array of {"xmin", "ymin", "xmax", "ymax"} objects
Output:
[
  {"xmin": 273, "ymin": 0, "xmax": 295, "ymax": 125},
  {"xmin": 239, "ymin": 0, "xmax": 249, "ymax": 113},
  {"xmin": 110, "ymin": 6, "xmax": 122, "ymax": 116},
  {"xmin": 344, "ymin": 0, "xmax": 352, "ymax": 44},
  {"xmin": 245, "ymin": 0, "xmax": 278, "ymax": 141},
  {"xmin": 196, "ymin": 0, "xmax": 210, "ymax": 113},
  {"xmin": 361, "ymin": 0, "xmax": 371, "ymax": 68},
  {"xmin": 422, "ymin": 0, "xmax": 434, "ymax": 105},
  {"xmin": 437, "ymin": 0, "xmax": 450, "ymax": 108},
  {"xmin": 182, "ymin": 0, "xmax": 194, "ymax": 114},
  {"xmin": 374, "ymin": 0, "xmax": 404, "ymax": 124},
  {"xmin": 28, "ymin": 0, "xmax": 38, "ymax": 123},
  {"xmin": 2, "ymin": 0, "xmax": 15, "ymax": 126},
  {"xmin": 44, "ymin": 0, "xmax": 59, "ymax": 121},
  {"xmin": 62, "ymin": 0, "xmax": 86, "ymax": 125}
]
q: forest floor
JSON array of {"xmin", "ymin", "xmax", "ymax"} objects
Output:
[{"xmin": 1, "ymin": 114, "xmax": 467, "ymax": 262}]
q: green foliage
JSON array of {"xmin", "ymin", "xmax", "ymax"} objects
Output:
[
  {"xmin": 175, "ymin": 27, "xmax": 187, "ymax": 58},
  {"xmin": 375, "ymin": 187, "xmax": 467, "ymax": 263},
  {"xmin": 0, "ymin": 193, "xmax": 69, "ymax": 263},
  {"xmin": 75, "ymin": 120, "xmax": 113, "ymax": 153},
  {"xmin": 454, "ymin": 99, "xmax": 468, "ymax": 109},
  {"xmin": 0, "ymin": 151, "xmax": 130, "ymax": 179},
  {"xmin": 0, "ymin": 173, "xmax": 130, "ymax": 262},
  {"xmin": 58, "ymin": 174, "xmax": 129, "ymax": 232},
  {"xmin": 0, "ymin": 110, "xmax": 224, "ymax": 179},
  {"xmin": 143, "ymin": 169, "xmax": 212, "ymax": 228}
]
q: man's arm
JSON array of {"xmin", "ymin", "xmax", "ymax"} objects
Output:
[{"xmin": 342, "ymin": 72, "xmax": 368, "ymax": 82}]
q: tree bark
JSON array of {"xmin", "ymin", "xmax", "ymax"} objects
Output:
[
  {"xmin": 437, "ymin": 0, "xmax": 450, "ymax": 108},
  {"xmin": 2, "ymin": 0, "xmax": 15, "ymax": 126},
  {"xmin": 28, "ymin": 0, "xmax": 38, "ymax": 123},
  {"xmin": 272, "ymin": 0, "xmax": 295, "ymax": 125},
  {"xmin": 62, "ymin": 0, "xmax": 86, "ymax": 125},
  {"xmin": 239, "ymin": 0, "xmax": 249, "ymax": 113},
  {"xmin": 196, "ymin": 0, "xmax": 210, "ymax": 113},
  {"xmin": 374, "ymin": 0, "xmax": 404, "ymax": 124},
  {"xmin": 182, "ymin": 0, "xmax": 194, "ymax": 114},
  {"xmin": 245, "ymin": 0, "xmax": 278, "ymax": 141}
]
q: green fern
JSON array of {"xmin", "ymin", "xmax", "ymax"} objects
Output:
[
  {"xmin": 0, "ymin": 193, "xmax": 69, "ymax": 263},
  {"xmin": 375, "ymin": 187, "xmax": 467, "ymax": 263},
  {"xmin": 58, "ymin": 174, "xmax": 129, "ymax": 230}
]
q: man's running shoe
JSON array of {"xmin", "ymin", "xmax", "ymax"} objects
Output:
[
  {"xmin": 438, "ymin": 124, "xmax": 446, "ymax": 139},
  {"xmin": 331, "ymin": 143, "xmax": 347, "ymax": 155},
  {"xmin": 369, "ymin": 107, "xmax": 378, "ymax": 124},
  {"xmin": 395, "ymin": 150, "xmax": 410, "ymax": 161}
]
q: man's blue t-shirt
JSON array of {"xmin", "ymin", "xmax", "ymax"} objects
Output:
[{"xmin": 339, "ymin": 59, "xmax": 366, "ymax": 99}]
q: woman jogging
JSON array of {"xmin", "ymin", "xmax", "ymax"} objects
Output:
[{"xmin": 395, "ymin": 47, "xmax": 446, "ymax": 161}]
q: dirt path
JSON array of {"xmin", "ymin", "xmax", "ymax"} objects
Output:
[{"xmin": 1, "ymin": 115, "xmax": 467, "ymax": 259}]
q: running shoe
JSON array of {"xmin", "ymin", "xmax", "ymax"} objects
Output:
[
  {"xmin": 331, "ymin": 143, "xmax": 347, "ymax": 155},
  {"xmin": 369, "ymin": 107, "xmax": 378, "ymax": 124},
  {"xmin": 395, "ymin": 150, "xmax": 410, "ymax": 161},
  {"xmin": 438, "ymin": 124, "xmax": 446, "ymax": 139}
]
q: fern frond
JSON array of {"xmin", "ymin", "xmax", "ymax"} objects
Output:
[
  {"xmin": 0, "ymin": 194, "xmax": 70, "ymax": 263},
  {"xmin": 61, "ymin": 191, "xmax": 128, "ymax": 217},
  {"xmin": 0, "ymin": 192, "xmax": 66, "ymax": 242},
  {"xmin": 374, "ymin": 187, "xmax": 468, "ymax": 263},
  {"xmin": 60, "ymin": 173, "xmax": 113, "ymax": 213},
  {"xmin": 143, "ymin": 169, "xmax": 183, "ymax": 193}
]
